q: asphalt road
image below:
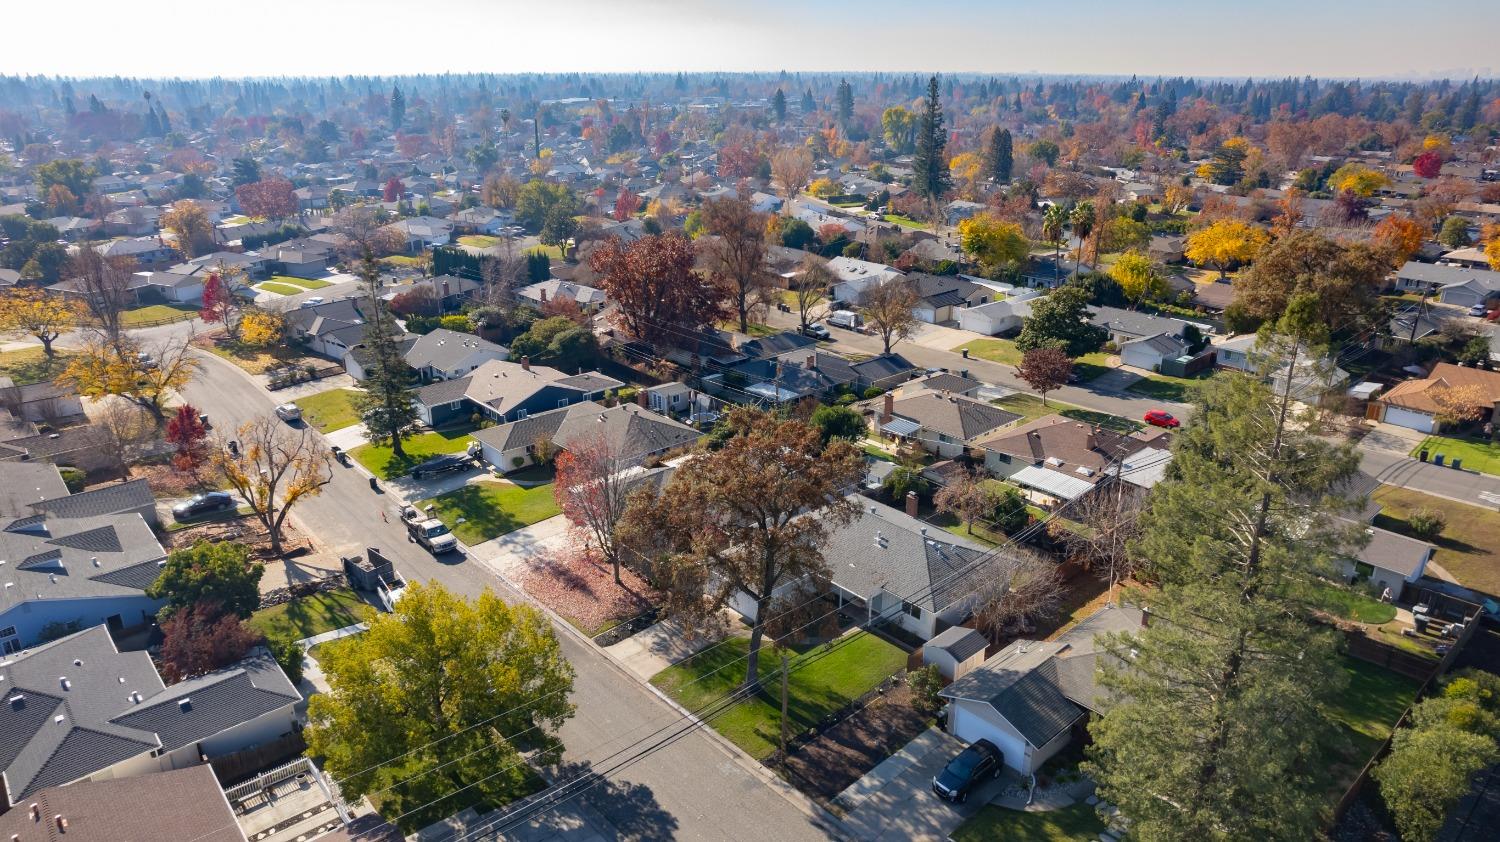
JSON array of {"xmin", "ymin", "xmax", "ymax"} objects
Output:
[{"xmin": 179, "ymin": 348, "xmax": 838, "ymax": 842}]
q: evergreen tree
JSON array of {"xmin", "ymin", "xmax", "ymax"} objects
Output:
[
  {"xmin": 353, "ymin": 252, "xmax": 418, "ymax": 459},
  {"xmin": 1015, "ymin": 283, "xmax": 1106, "ymax": 358},
  {"xmin": 912, "ymin": 75, "xmax": 950, "ymax": 219},
  {"xmin": 1084, "ymin": 299, "xmax": 1365, "ymax": 842},
  {"xmin": 158, "ymin": 107, "xmax": 171, "ymax": 134},
  {"xmin": 836, "ymin": 78, "xmax": 854, "ymax": 125},
  {"xmin": 771, "ymin": 88, "xmax": 787, "ymax": 122},
  {"xmin": 801, "ymin": 88, "xmax": 815, "ymax": 115},
  {"xmin": 389, "ymin": 85, "xmax": 405, "ymax": 132},
  {"xmin": 987, "ymin": 127, "xmax": 1013, "ymax": 183},
  {"xmin": 231, "ymin": 157, "xmax": 260, "ymax": 186}
]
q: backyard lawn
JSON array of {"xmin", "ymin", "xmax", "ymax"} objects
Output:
[
  {"xmin": 0, "ymin": 347, "xmax": 75, "ymax": 385},
  {"xmin": 527, "ymin": 244, "xmax": 565, "ymax": 261},
  {"xmin": 952, "ymin": 802, "xmax": 1107, "ymax": 842},
  {"xmin": 418, "ymin": 480, "xmax": 561, "ymax": 545},
  {"xmin": 651, "ymin": 633, "xmax": 908, "ymax": 760},
  {"xmin": 120, "ymin": 303, "xmax": 198, "ymax": 326},
  {"xmin": 1305, "ymin": 579, "xmax": 1398, "ymax": 625},
  {"xmin": 458, "ymin": 234, "xmax": 501, "ymax": 248},
  {"xmin": 293, "ymin": 388, "xmax": 363, "ymax": 433},
  {"xmin": 1412, "ymin": 434, "xmax": 1500, "ymax": 476},
  {"xmin": 1327, "ymin": 657, "xmax": 1421, "ymax": 787},
  {"xmin": 349, "ymin": 428, "xmax": 475, "ymax": 479},
  {"xmin": 991, "ymin": 393, "xmax": 1142, "ymax": 433},
  {"xmin": 256, "ymin": 282, "xmax": 303, "ymax": 296},
  {"xmin": 247, "ymin": 588, "xmax": 375, "ymax": 641},
  {"xmin": 1372, "ymin": 485, "xmax": 1500, "ymax": 594}
]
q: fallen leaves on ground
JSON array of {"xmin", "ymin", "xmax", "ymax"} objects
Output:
[{"xmin": 520, "ymin": 544, "xmax": 660, "ymax": 635}]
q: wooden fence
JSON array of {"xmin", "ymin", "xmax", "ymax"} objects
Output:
[{"xmin": 210, "ymin": 729, "xmax": 307, "ymax": 786}]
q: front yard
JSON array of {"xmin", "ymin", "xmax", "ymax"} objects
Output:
[
  {"xmin": 0, "ymin": 347, "xmax": 74, "ymax": 385},
  {"xmin": 248, "ymin": 588, "xmax": 376, "ymax": 641},
  {"xmin": 293, "ymin": 388, "xmax": 363, "ymax": 433},
  {"xmin": 1371, "ymin": 485, "xmax": 1500, "ymax": 594},
  {"xmin": 349, "ymin": 428, "xmax": 475, "ymax": 479},
  {"xmin": 265, "ymin": 274, "xmax": 332, "ymax": 290},
  {"xmin": 194, "ymin": 333, "xmax": 318, "ymax": 375},
  {"xmin": 1411, "ymin": 434, "xmax": 1500, "ymax": 476},
  {"xmin": 256, "ymin": 281, "xmax": 303, "ymax": 296},
  {"xmin": 954, "ymin": 338, "xmax": 1111, "ymax": 382},
  {"xmin": 1125, "ymin": 371, "xmax": 1213, "ymax": 403},
  {"xmin": 991, "ymin": 393, "xmax": 1143, "ymax": 433},
  {"xmin": 519, "ymin": 546, "xmax": 658, "ymax": 636},
  {"xmin": 458, "ymin": 234, "xmax": 501, "ymax": 248},
  {"xmin": 121, "ymin": 303, "xmax": 199, "ymax": 326},
  {"xmin": 952, "ymin": 802, "xmax": 1107, "ymax": 842},
  {"xmin": 651, "ymin": 632, "xmax": 908, "ymax": 760},
  {"xmin": 417, "ymin": 479, "xmax": 561, "ymax": 545}
]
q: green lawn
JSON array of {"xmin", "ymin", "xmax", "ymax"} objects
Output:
[
  {"xmin": 1328, "ymin": 657, "xmax": 1421, "ymax": 773},
  {"xmin": 719, "ymin": 320, "xmax": 776, "ymax": 337},
  {"xmin": 651, "ymin": 633, "xmax": 907, "ymax": 760},
  {"xmin": 527, "ymin": 244, "xmax": 565, "ymax": 261},
  {"xmin": 0, "ymin": 347, "xmax": 74, "ymax": 385},
  {"xmin": 458, "ymin": 234, "xmax": 502, "ymax": 248},
  {"xmin": 120, "ymin": 303, "xmax": 198, "ymax": 326},
  {"xmin": 953, "ymin": 802, "xmax": 1108, "ymax": 842},
  {"xmin": 247, "ymin": 588, "xmax": 376, "ymax": 641},
  {"xmin": 293, "ymin": 388, "xmax": 363, "ymax": 433},
  {"xmin": 349, "ymin": 428, "xmax": 476, "ymax": 479},
  {"xmin": 418, "ymin": 480, "xmax": 561, "ymax": 545},
  {"xmin": 256, "ymin": 282, "xmax": 302, "ymax": 296},
  {"xmin": 954, "ymin": 339, "xmax": 1111, "ymax": 382},
  {"xmin": 1413, "ymin": 434, "xmax": 1500, "ymax": 476},
  {"xmin": 380, "ymin": 254, "xmax": 428, "ymax": 268},
  {"xmin": 990, "ymin": 393, "xmax": 1143, "ymax": 433},
  {"xmin": 882, "ymin": 213, "xmax": 931, "ymax": 230},
  {"xmin": 1372, "ymin": 485, "xmax": 1500, "ymax": 595},
  {"xmin": 266, "ymin": 275, "xmax": 332, "ymax": 290},
  {"xmin": 1305, "ymin": 580, "xmax": 1398, "ymax": 624},
  {"xmin": 1126, "ymin": 371, "xmax": 1212, "ymax": 403}
]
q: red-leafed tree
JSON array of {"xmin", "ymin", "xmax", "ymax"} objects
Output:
[
  {"xmin": 553, "ymin": 432, "xmax": 634, "ymax": 585},
  {"xmin": 1412, "ymin": 151, "xmax": 1442, "ymax": 180},
  {"xmin": 383, "ymin": 177, "xmax": 405, "ymax": 203},
  {"xmin": 235, "ymin": 178, "xmax": 298, "ymax": 220},
  {"xmin": 198, "ymin": 271, "xmax": 241, "ymax": 340},
  {"xmin": 165, "ymin": 404, "xmax": 209, "ymax": 476},
  {"xmin": 612, "ymin": 189, "xmax": 640, "ymax": 222},
  {"xmin": 389, "ymin": 286, "xmax": 440, "ymax": 317},
  {"xmin": 158, "ymin": 601, "xmax": 261, "ymax": 682},
  {"xmin": 591, "ymin": 233, "xmax": 727, "ymax": 348},
  {"xmin": 1017, "ymin": 347, "xmax": 1074, "ymax": 406}
]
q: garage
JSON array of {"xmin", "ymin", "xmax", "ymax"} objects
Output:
[
  {"xmin": 1383, "ymin": 405, "xmax": 1436, "ymax": 433},
  {"xmin": 949, "ymin": 704, "xmax": 1028, "ymax": 773}
]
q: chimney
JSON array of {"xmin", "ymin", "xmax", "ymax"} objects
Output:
[
  {"xmin": 806, "ymin": 354, "xmax": 816, "ymax": 371},
  {"xmin": 881, "ymin": 393, "xmax": 894, "ymax": 424},
  {"xmin": 55, "ymin": 815, "xmax": 67, "ymax": 832},
  {"xmin": 1140, "ymin": 606, "xmax": 1150, "ymax": 628},
  {"xmin": 905, "ymin": 490, "xmax": 919, "ymax": 518},
  {"xmin": 636, "ymin": 389, "xmax": 648, "ymax": 408},
  {"xmin": 1086, "ymin": 426, "xmax": 1097, "ymax": 450},
  {"xmin": 520, "ymin": 356, "xmax": 531, "ymax": 372}
]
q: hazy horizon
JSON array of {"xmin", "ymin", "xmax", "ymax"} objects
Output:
[{"xmin": 2, "ymin": 0, "xmax": 1496, "ymax": 81}]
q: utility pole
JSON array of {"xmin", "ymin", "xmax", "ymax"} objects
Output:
[{"xmin": 779, "ymin": 651, "xmax": 790, "ymax": 767}]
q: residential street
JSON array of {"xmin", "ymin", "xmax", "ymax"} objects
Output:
[
  {"xmin": 178, "ymin": 346, "xmax": 840, "ymax": 842},
  {"xmin": 1359, "ymin": 434, "xmax": 1500, "ymax": 510}
]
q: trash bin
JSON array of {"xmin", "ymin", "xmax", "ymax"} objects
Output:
[
  {"xmin": 1452, "ymin": 458, "xmax": 1463, "ymax": 470},
  {"xmin": 1419, "ymin": 449, "xmax": 1428, "ymax": 462},
  {"xmin": 369, "ymin": 476, "xmax": 379, "ymax": 492},
  {"xmin": 1434, "ymin": 454, "xmax": 1445, "ymax": 466},
  {"xmin": 1414, "ymin": 615, "xmax": 1428, "ymax": 634},
  {"xmin": 227, "ymin": 440, "xmax": 239, "ymax": 456},
  {"xmin": 961, "ymin": 348, "xmax": 970, "ymax": 359}
]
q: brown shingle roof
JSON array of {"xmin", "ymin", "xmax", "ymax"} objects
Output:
[{"xmin": 1380, "ymin": 363, "xmax": 1500, "ymax": 414}]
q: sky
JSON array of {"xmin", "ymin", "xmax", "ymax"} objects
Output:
[{"xmin": 2, "ymin": 0, "xmax": 1497, "ymax": 80}]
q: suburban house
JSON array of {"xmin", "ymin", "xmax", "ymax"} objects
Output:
[
  {"xmin": 267, "ymin": 239, "xmax": 334, "ymax": 278},
  {"xmin": 1341, "ymin": 520, "xmax": 1434, "ymax": 597},
  {"xmin": 1118, "ymin": 332, "xmax": 1195, "ymax": 373},
  {"xmin": 955, "ymin": 295, "xmax": 1035, "ymax": 336},
  {"xmin": 944, "ymin": 200, "xmax": 987, "ymax": 227},
  {"xmin": 518, "ymin": 279, "xmax": 609, "ymax": 312},
  {"xmin": 1148, "ymin": 234, "xmax": 1186, "ymax": 264},
  {"xmin": 0, "ymin": 764, "xmax": 245, "ymax": 842},
  {"xmin": 94, "ymin": 237, "xmax": 175, "ymax": 267},
  {"xmin": 471, "ymin": 400, "xmax": 700, "ymax": 473},
  {"xmin": 1087, "ymin": 305, "xmax": 1196, "ymax": 347},
  {"xmin": 906, "ymin": 273, "xmax": 992, "ymax": 324},
  {"xmin": 719, "ymin": 350, "xmax": 918, "ymax": 404},
  {"xmin": 0, "ymin": 626, "xmax": 299, "ymax": 805},
  {"xmin": 729, "ymin": 496, "xmax": 991, "ymax": 641},
  {"xmin": 452, "ymin": 206, "xmax": 511, "ymax": 235},
  {"xmin": 283, "ymin": 298, "xmax": 372, "ymax": 360},
  {"xmin": 1374, "ymin": 362, "xmax": 1500, "ymax": 433},
  {"xmin": 939, "ymin": 604, "xmax": 1143, "ymax": 775},
  {"xmin": 0, "ymin": 377, "xmax": 85, "ymax": 424},
  {"xmin": 412, "ymin": 358, "xmax": 622, "ymax": 427},
  {"xmin": 1214, "ymin": 333, "xmax": 1350, "ymax": 399},
  {"xmin": 386, "ymin": 216, "xmax": 453, "ymax": 253},
  {"xmin": 1393, "ymin": 260, "xmax": 1500, "ymax": 307},
  {"xmin": 873, "ymin": 392, "xmax": 1022, "ymax": 458},
  {"xmin": 403, "ymin": 328, "xmax": 509, "ymax": 382},
  {"xmin": 827, "ymin": 256, "xmax": 904, "ymax": 304},
  {"xmin": 977, "ymin": 416, "xmax": 1170, "ymax": 507},
  {"xmin": 398, "ymin": 274, "xmax": 484, "ymax": 311}
]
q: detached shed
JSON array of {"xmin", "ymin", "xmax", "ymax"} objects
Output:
[{"xmin": 923, "ymin": 626, "xmax": 988, "ymax": 681}]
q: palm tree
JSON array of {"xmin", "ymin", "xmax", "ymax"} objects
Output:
[
  {"xmin": 1042, "ymin": 204, "xmax": 1067, "ymax": 285},
  {"xmin": 1069, "ymin": 201, "xmax": 1095, "ymax": 277}
]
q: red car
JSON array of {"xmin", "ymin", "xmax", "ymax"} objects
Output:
[{"xmin": 1144, "ymin": 409, "xmax": 1180, "ymax": 428}]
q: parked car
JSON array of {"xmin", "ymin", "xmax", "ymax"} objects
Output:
[
  {"xmin": 1470, "ymin": 304, "xmax": 1491, "ymax": 317},
  {"xmin": 1144, "ymin": 409, "xmax": 1180, "ymax": 428},
  {"xmin": 299, "ymin": 297, "xmax": 325, "ymax": 308},
  {"xmin": 931, "ymin": 739, "xmax": 1003, "ymax": 804},
  {"xmin": 274, "ymin": 403, "xmax": 302, "ymax": 422},
  {"xmin": 136, "ymin": 353, "xmax": 158, "ymax": 370},
  {"xmin": 409, "ymin": 451, "xmax": 474, "ymax": 479},
  {"xmin": 827, "ymin": 310, "xmax": 863, "ymax": 330},
  {"xmin": 171, "ymin": 491, "xmax": 236, "ymax": 521},
  {"xmin": 400, "ymin": 505, "xmax": 459, "ymax": 554},
  {"xmin": 799, "ymin": 322, "xmax": 831, "ymax": 340}
]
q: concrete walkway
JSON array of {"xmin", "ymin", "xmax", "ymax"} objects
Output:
[
  {"xmin": 298, "ymin": 622, "xmax": 369, "ymax": 649},
  {"xmin": 465, "ymin": 514, "xmax": 573, "ymax": 578},
  {"xmin": 609, "ymin": 615, "xmax": 739, "ymax": 681}
]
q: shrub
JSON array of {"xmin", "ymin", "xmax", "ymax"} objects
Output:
[
  {"xmin": 862, "ymin": 386, "xmax": 885, "ymax": 400},
  {"xmin": 908, "ymin": 665, "xmax": 944, "ymax": 716},
  {"xmin": 511, "ymin": 456, "xmax": 526, "ymax": 468},
  {"xmin": 59, "ymin": 466, "xmax": 86, "ymax": 492},
  {"xmin": 1409, "ymin": 508, "xmax": 1447, "ymax": 540},
  {"xmin": 266, "ymin": 634, "xmax": 305, "ymax": 685}
]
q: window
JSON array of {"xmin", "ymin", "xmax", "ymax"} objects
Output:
[
  {"xmin": 2, "ymin": 640, "xmax": 19, "ymax": 655},
  {"xmin": 0, "ymin": 626, "xmax": 15, "ymax": 639},
  {"xmin": 514, "ymin": 409, "xmax": 528, "ymax": 420},
  {"xmin": 901, "ymin": 601, "xmax": 921, "ymax": 619},
  {"xmin": 994, "ymin": 452, "xmax": 1011, "ymax": 464},
  {"xmin": 558, "ymin": 399, "xmax": 569, "ymax": 408}
]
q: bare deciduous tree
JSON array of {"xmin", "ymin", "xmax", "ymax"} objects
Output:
[
  {"xmin": 214, "ymin": 417, "xmax": 333, "ymax": 555},
  {"xmin": 1062, "ymin": 481, "xmax": 1147, "ymax": 603},
  {"xmin": 93, "ymin": 399, "xmax": 157, "ymax": 481},
  {"xmin": 859, "ymin": 279, "xmax": 920, "ymax": 354},
  {"xmin": 68, "ymin": 246, "xmax": 138, "ymax": 351},
  {"xmin": 793, "ymin": 255, "xmax": 833, "ymax": 331},
  {"xmin": 973, "ymin": 549, "xmax": 1066, "ymax": 637},
  {"xmin": 771, "ymin": 147, "xmax": 814, "ymax": 209}
]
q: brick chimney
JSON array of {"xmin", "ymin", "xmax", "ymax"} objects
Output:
[
  {"xmin": 806, "ymin": 354, "xmax": 816, "ymax": 371},
  {"xmin": 1086, "ymin": 426, "xmax": 1097, "ymax": 450},
  {"xmin": 539, "ymin": 287, "xmax": 548, "ymax": 302},
  {"xmin": 905, "ymin": 490, "xmax": 919, "ymax": 518},
  {"xmin": 636, "ymin": 389, "xmax": 648, "ymax": 408},
  {"xmin": 880, "ymin": 393, "xmax": 894, "ymax": 424},
  {"xmin": 520, "ymin": 356, "xmax": 531, "ymax": 372}
]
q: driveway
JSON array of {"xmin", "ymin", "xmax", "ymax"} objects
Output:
[
  {"xmin": 838, "ymin": 727, "xmax": 1009, "ymax": 841},
  {"xmin": 465, "ymin": 513, "xmax": 573, "ymax": 579}
]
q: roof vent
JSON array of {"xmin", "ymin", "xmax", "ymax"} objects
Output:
[
  {"xmin": 8, "ymin": 694, "xmax": 24, "ymax": 710},
  {"xmin": 28, "ymin": 803, "xmax": 37, "ymax": 822},
  {"xmin": 47, "ymin": 574, "xmax": 56, "ymax": 584},
  {"xmin": 59, "ymin": 678, "xmax": 70, "ymax": 690},
  {"xmin": 1045, "ymin": 457, "xmax": 1064, "ymax": 467},
  {"xmin": 178, "ymin": 697, "xmax": 192, "ymax": 712},
  {"xmin": 129, "ymin": 691, "xmax": 142, "ymax": 704},
  {"xmin": 73, "ymin": 659, "xmax": 82, "ymax": 667},
  {"xmin": 91, "ymin": 557, "xmax": 100, "ymax": 567},
  {"xmin": 53, "ymin": 714, "xmax": 64, "ymax": 724}
]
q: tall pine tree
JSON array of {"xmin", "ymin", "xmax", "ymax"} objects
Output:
[
  {"xmin": 836, "ymin": 79, "xmax": 853, "ymax": 125},
  {"xmin": 800, "ymin": 88, "xmax": 815, "ymax": 115},
  {"xmin": 771, "ymin": 88, "xmax": 787, "ymax": 122},
  {"xmin": 353, "ymin": 251, "xmax": 418, "ymax": 460},
  {"xmin": 389, "ymin": 85, "xmax": 405, "ymax": 132},
  {"xmin": 987, "ymin": 127, "xmax": 1013, "ymax": 183},
  {"xmin": 911, "ymin": 76, "xmax": 950, "ymax": 221},
  {"xmin": 1084, "ymin": 298, "xmax": 1366, "ymax": 841}
]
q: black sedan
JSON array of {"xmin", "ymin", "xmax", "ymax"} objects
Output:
[
  {"xmin": 931, "ymin": 739, "xmax": 1003, "ymax": 804},
  {"xmin": 171, "ymin": 491, "xmax": 236, "ymax": 521}
]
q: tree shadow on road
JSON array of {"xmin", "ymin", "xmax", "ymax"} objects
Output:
[{"xmin": 553, "ymin": 760, "xmax": 679, "ymax": 841}]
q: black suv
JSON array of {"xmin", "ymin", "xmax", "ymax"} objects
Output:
[{"xmin": 931, "ymin": 739, "xmax": 1003, "ymax": 804}]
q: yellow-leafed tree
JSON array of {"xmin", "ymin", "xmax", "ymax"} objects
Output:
[
  {"xmin": 948, "ymin": 152, "xmax": 986, "ymax": 199},
  {"xmin": 1185, "ymin": 220, "xmax": 1270, "ymax": 278},
  {"xmin": 161, "ymin": 200, "xmax": 216, "ymax": 259},
  {"xmin": 61, "ymin": 336, "xmax": 200, "ymax": 425},
  {"xmin": 239, "ymin": 310, "xmax": 285, "ymax": 347},
  {"xmin": 1108, "ymin": 251, "xmax": 1167, "ymax": 306},
  {"xmin": 213, "ymin": 416, "xmax": 332, "ymax": 555},
  {"xmin": 1329, "ymin": 163, "xmax": 1389, "ymax": 198},
  {"xmin": 0, "ymin": 286, "xmax": 83, "ymax": 357},
  {"xmin": 958, "ymin": 212, "xmax": 1030, "ymax": 275}
]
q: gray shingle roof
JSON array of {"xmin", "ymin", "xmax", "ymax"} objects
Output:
[
  {"xmin": 112, "ymin": 649, "xmax": 298, "ymax": 752},
  {"xmin": 823, "ymin": 497, "xmax": 990, "ymax": 613},
  {"xmin": 27, "ymin": 479, "xmax": 153, "ymax": 521},
  {"xmin": 0, "ymin": 464, "xmax": 69, "ymax": 518},
  {"xmin": 0, "ymin": 514, "xmax": 166, "ymax": 614},
  {"xmin": 473, "ymin": 401, "xmax": 701, "ymax": 463},
  {"xmin": 888, "ymin": 392, "xmax": 1021, "ymax": 442},
  {"xmin": 927, "ymin": 626, "xmax": 987, "ymax": 661},
  {"xmin": 404, "ymin": 328, "xmax": 508, "ymax": 372}
]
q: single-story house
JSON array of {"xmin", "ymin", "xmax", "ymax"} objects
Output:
[
  {"xmin": 403, "ymin": 328, "xmax": 509, "ymax": 382},
  {"xmin": 0, "ymin": 626, "xmax": 298, "ymax": 805},
  {"xmin": 1437, "ymin": 246, "xmax": 1493, "ymax": 270},
  {"xmin": 413, "ymin": 358, "xmax": 621, "ymax": 428},
  {"xmin": 268, "ymin": 239, "xmax": 334, "ymax": 279},
  {"xmin": 719, "ymin": 350, "xmax": 918, "ymax": 404},
  {"xmin": 874, "ymin": 391, "xmax": 1022, "ymax": 459},
  {"xmin": 1393, "ymin": 261, "xmax": 1500, "ymax": 308},
  {"xmin": 518, "ymin": 279, "xmax": 608, "ymax": 312},
  {"xmin": 906, "ymin": 273, "xmax": 992, "ymax": 324},
  {"xmin": 0, "ymin": 763, "xmax": 246, "ymax": 842},
  {"xmin": 94, "ymin": 237, "xmax": 174, "ymax": 267},
  {"xmin": 186, "ymin": 250, "xmax": 271, "ymax": 280},
  {"xmin": 944, "ymin": 200, "xmax": 987, "ymax": 227},
  {"xmin": 1118, "ymin": 332, "xmax": 1192, "ymax": 372},
  {"xmin": 397, "ymin": 274, "xmax": 484, "ymax": 311},
  {"xmin": 1374, "ymin": 362, "xmax": 1500, "ymax": 433},
  {"xmin": 827, "ymin": 256, "xmax": 903, "ymax": 304},
  {"xmin": 452, "ymin": 206, "xmax": 512, "ymax": 235},
  {"xmin": 939, "ymin": 604, "xmax": 1143, "ymax": 775},
  {"xmin": 283, "ymin": 297, "xmax": 371, "ymax": 360},
  {"xmin": 1087, "ymin": 305, "xmax": 1194, "ymax": 346},
  {"xmin": 977, "ymin": 416, "xmax": 1169, "ymax": 507},
  {"xmin": 471, "ymin": 400, "xmax": 700, "ymax": 473},
  {"xmin": 0, "ymin": 377, "xmax": 85, "ymax": 423},
  {"xmin": 1342, "ymin": 521, "xmax": 1434, "ymax": 597},
  {"xmin": 955, "ymin": 295, "xmax": 1035, "ymax": 336},
  {"xmin": 386, "ymin": 216, "xmax": 454, "ymax": 253}
]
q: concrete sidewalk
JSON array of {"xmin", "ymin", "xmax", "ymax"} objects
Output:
[
  {"xmin": 465, "ymin": 514, "xmax": 573, "ymax": 579},
  {"xmin": 609, "ymin": 615, "xmax": 739, "ymax": 681}
]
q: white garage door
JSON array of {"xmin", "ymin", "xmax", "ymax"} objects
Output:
[
  {"xmin": 1384, "ymin": 406, "xmax": 1436, "ymax": 434},
  {"xmin": 951, "ymin": 705, "xmax": 1027, "ymax": 772}
]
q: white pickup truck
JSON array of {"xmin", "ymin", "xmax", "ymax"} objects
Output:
[{"xmin": 399, "ymin": 505, "xmax": 459, "ymax": 554}]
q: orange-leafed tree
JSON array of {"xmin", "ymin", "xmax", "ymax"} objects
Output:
[
  {"xmin": 612, "ymin": 188, "xmax": 640, "ymax": 222},
  {"xmin": 198, "ymin": 270, "xmax": 242, "ymax": 339},
  {"xmin": 553, "ymin": 431, "xmax": 634, "ymax": 585},
  {"xmin": 235, "ymin": 178, "xmax": 298, "ymax": 220},
  {"xmin": 1373, "ymin": 214, "xmax": 1427, "ymax": 265},
  {"xmin": 590, "ymin": 232, "xmax": 726, "ymax": 348},
  {"xmin": 214, "ymin": 416, "xmax": 332, "ymax": 555}
]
